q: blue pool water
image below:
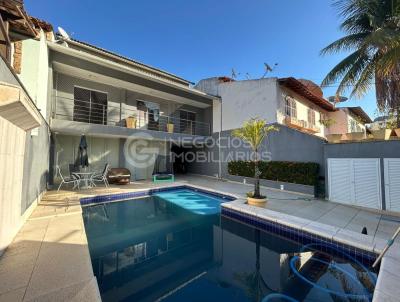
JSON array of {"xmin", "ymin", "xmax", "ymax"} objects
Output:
[
  {"xmin": 153, "ymin": 189, "xmax": 225, "ymax": 215},
  {"xmin": 82, "ymin": 188, "xmax": 377, "ymax": 302}
]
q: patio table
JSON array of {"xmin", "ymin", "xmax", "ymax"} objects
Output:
[{"xmin": 73, "ymin": 172, "xmax": 95, "ymax": 189}]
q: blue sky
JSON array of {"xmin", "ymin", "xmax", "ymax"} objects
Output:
[{"xmin": 26, "ymin": 0, "xmax": 378, "ymax": 118}]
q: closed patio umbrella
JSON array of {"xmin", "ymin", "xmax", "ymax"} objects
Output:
[{"xmin": 78, "ymin": 135, "xmax": 89, "ymax": 168}]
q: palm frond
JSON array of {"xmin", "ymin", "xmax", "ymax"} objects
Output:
[
  {"xmin": 232, "ymin": 118, "xmax": 278, "ymax": 152},
  {"xmin": 320, "ymin": 33, "xmax": 369, "ymax": 55},
  {"xmin": 376, "ymin": 45, "xmax": 400, "ymax": 75},
  {"xmin": 321, "ymin": 49, "xmax": 364, "ymax": 86},
  {"xmin": 336, "ymin": 51, "xmax": 370, "ymax": 95},
  {"xmin": 350, "ymin": 54, "xmax": 379, "ymax": 98}
]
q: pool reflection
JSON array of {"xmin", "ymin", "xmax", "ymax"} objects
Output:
[{"xmin": 82, "ymin": 196, "xmax": 375, "ymax": 302}]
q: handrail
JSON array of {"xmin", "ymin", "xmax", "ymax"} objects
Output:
[{"xmin": 52, "ymin": 96, "xmax": 211, "ymax": 136}]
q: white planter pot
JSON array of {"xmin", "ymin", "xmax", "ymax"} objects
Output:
[
  {"xmin": 344, "ymin": 132, "xmax": 365, "ymax": 141},
  {"xmin": 371, "ymin": 129, "xmax": 392, "ymax": 140},
  {"xmin": 247, "ymin": 197, "xmax": 267, "ymax": 207},
  {"xmin": 326, "ymin": 134, "xmax": 343, "ymax": 143}
]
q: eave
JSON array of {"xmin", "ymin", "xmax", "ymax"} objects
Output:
[
  {"xmin": 48, "ymin": 42, "xmax": 218, "ymax": 103},
  {"xmin": 278, "ymin": 77, "xmax": 335, "ymax": 112}
]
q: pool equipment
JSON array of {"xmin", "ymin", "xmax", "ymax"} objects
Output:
[
  {"xmin": 373, "ymin": 225, "xmax": 400, "ymax": 268},
  {"xmin": 289, "ymin": 243, "xmax": 375, "ymax": 300},
  {"xmin": 262, "ymin": 293, "xmax": 298, "ymax": 302}
]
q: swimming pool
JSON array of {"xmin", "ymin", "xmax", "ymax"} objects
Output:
[{"xmin": 82, "ymin": 187, "xmax": 378, "ymax": 302}]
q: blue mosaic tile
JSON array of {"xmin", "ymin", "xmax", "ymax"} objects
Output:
[
  {"xmin": 81, "ymin": 185, "xmax": 236, "ymax": 207},
  {"xmin": 221, "ymin": 207, "xmax": 378, "ymax": 266}
]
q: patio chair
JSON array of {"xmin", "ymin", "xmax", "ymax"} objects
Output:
[
  {"xmin": 69, "ymin": 164, "xmax": 81, "ymax": 180},
  {"xmin": 57, "ymin": 166, "xmax": 80, "ymax": 191},
  {"xmin": 90, "ymin": 163, "xmax": 110, "ymax": 187}
]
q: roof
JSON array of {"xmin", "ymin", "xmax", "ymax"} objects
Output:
[
  {"xmin": 60, "ymin": 37, "xmax": 193, "ymax": 87},
  {"xmin": 0, "ymin": 1, "xmax": 36, "ymax": 37},
  {"xmin": 278, "ymin": 77, "xmax": 335, "ymax": 111},
  {"xmin": 0, "ymin": 0, "xmax": 52, "ymax": 37},
  {"xmin": 374, "ymin": 115, "xmax": 389, "ymax": 122},
  {"xmin": 342, "ymin": 107, "xmax": 372, "ymax": 123}
]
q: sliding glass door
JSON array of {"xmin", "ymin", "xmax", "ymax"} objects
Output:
[{"xmin": 73, "ymin": 87, "xmax": 108, "ymax": 125}]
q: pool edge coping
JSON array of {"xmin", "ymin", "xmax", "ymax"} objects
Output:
[
  {"xmin": 220, "ymin": 201, "xmax": 400, "ymax": 302},
  {"xmin": 79, "ymin": 182, "xmax": 400, "ymax": 302},
  {"xmin": 79, "ymin": 182, "xmax": 238, "ymax": 206}
]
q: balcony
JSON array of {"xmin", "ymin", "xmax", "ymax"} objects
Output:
[
  {"xmin": 284, "ymin": 116, "xmax": 320, "ymax": 133},
  {"xmin": 52, "ymin": 96, "xmax": 211, "ymax": 137}
]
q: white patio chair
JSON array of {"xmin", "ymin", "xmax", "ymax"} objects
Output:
[
  {"xmin": 57, "ymin": 166, "xmax": 80, "ymax": 191},
  {"xmin": 90, "ymin": 163, "xmax": 110, "ymax": 188}
]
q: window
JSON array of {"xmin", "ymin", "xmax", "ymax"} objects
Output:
[
  {"xmin": 284, "ymin": 96, "xmax": 297, "ymax": 118},
  {"xmin": 349, "ymin": 119, "xmax": 362, "ymax": 132},
  {"xmin": 137, "ymin": 100, "xmax": 160, "ymax": 130},
  {"xmin": 179, "ymin": 109, "xmax": 196, "ymax": 134},
  {"xmin": 307, "ymin": 109, "xmax": 316, "ymax": 126},
  {"xmin": 73, "ymin": 87, "xmax": 107, "ymax": 125}
]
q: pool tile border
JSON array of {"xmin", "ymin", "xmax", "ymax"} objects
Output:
[
  {"xmin": 220, "ymin": 202, "xmax": 400, "ymax": 301},
  {"xmin": 79, "ymin": 184, "xmax": 236, "ymax": 206},
  {"xmin": 221, "ymin": 206, "xmax": 377, "ymax": 265}
]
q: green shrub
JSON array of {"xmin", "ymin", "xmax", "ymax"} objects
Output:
[{"xmin": 228, "ymin": 161, "xmax": 319, "ymax": 186}]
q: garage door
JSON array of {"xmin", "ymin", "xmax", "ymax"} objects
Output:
[
  {"xmin": 384, "ymin": 159, "xmax": 400, "ymax": 212},
  {"xmin": 328, "ymin": 159, "xmax": 382, "ymax": 210}
]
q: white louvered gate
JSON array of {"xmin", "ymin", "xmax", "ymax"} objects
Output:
[
  {"xmin": 328, "ymin": 159, "xmax": 382, "ymax": 210},
  {"xmin": 384, "ymin": 159, "xmax": 400, "ymax": 212}
]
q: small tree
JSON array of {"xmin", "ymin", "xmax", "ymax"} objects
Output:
[
  {"xmin": 232, "ymin": 118, "xmax": 278, "ymax": 199},
  {"xmin": 319, "ymin": 118, "xmax": 336, "ymax": 129}
]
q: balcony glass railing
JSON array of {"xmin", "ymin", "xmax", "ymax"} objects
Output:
[{"xmin": 52, "ymin": 96, "xmax": 211, "ymax": 136}]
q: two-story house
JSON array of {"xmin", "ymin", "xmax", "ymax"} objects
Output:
[
  {"xmin": 47, "ymin": 36, "xmax": 218, "ymax": 181},
  {"xmin": 195, "ymin": 76, "xmax": 370, "ymax": 140}
]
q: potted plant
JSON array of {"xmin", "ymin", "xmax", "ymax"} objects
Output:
[
  {"xmin": 320, "ymin": 118, "xmax": 341, "ymax": 143},
  {"xmin": 126, "ymin": 113, "xmax": 137, "ymax": 129},
  {"xmin": 387, "ymin": 110, "xmax": 400, "ymax": 137},
  {"xmin": 371, "ymin": 109, "xmax": 398, "ymax": 140},
  {"xmin": 232, "ymin": 118, "xmax": 278, "ymax": 207},
  {"xmin": 371, "ymin": 127, "xmax": 392, "ymax": 140}
]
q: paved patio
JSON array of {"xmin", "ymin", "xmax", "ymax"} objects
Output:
[
  {"xmin": 184, "ymin": 175, "xmax": 400, "ymax": 242},
  {"xmin": 0, "ymin": 175, "xmax": 399, "ymax": 301}
]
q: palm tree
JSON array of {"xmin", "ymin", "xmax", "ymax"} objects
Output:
[
  {"xmin": 232, "ymin": 118, "xmax": 277, "ymax": 199},
  {"xmin": 321, "ymin": 0, "xmax": 400, "ymax": 126}
]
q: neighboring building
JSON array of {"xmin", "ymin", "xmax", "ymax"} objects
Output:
[
  {"xmin": 196, "ymin": 77, "xmax": 336, "ymax": 138},
  {"xmin": 0, "ymin": 0, "xmax": 50, "ymax": 253},
  {"xmin": 370, "ymin": 115, "xmax": 392, "ymax": 130},
  {"xmin": 326, "ymin": 106, "xmax": 372, "ymax": 135},
  {"xmin": 195, "ymin": 76, "xmax": 372, "ymax": 139}
]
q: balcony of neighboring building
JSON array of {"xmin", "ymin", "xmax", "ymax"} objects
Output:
[{"xmin": 282, "ymin": 95, "xmax": 323, "ymax": 136}]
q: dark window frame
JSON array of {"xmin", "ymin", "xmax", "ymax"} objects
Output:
[{"xmin": 73, "ymin": 86, "xmax": 108, "ymax": 125}]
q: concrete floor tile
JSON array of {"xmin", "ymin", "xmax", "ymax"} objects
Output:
[
  {"xmin": 23, "ymin": 278, "xmax": 95, "ymax": 302},
  {"xmin": 0, "ymin": 248, "xmax": 38, "ymax": 273},
  {"xmin": 375, "ymin": 269, "xmax": 400, "ymax": 300},
  {"xmin": 377, "ymin": 220, "xmax": 400, "ymax": 235},
  {"xmin": 333, "ymin": 229, "xmax": 375, "ymax": 251},
  {"xmin": 302, "ymin": 221, "xmax": 340, "ymax": 240},
  {"xmin": 24, "ymin": 243, "xmax": 93, "ymax": 300},
  {"xmin": 0, "ymin": 287, "xmax": 26, "ymax": 302},
  {"xmin": 0, "ymin": 262, "xmax": 34, "ymax": 295},
  {"xmin": 372, "ymin": 289, "xmax": 398, "ymax": 302},
  {"xmin": 317, "ymin": 207, "xmax": 359, "ymax": 228},
  {"xmin": 3, "ymin": 241, "xmax": 41, "ymax": 259}
]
